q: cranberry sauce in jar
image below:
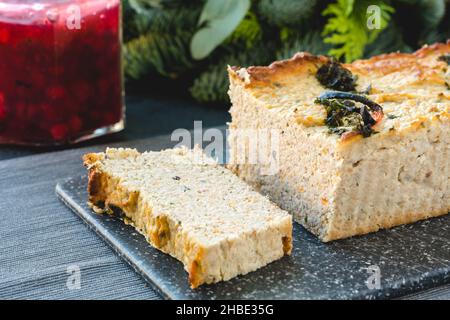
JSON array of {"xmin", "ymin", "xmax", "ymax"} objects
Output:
[{"xmin": 0, "ymin": 0, "xmax": 124, "ymax": 145}]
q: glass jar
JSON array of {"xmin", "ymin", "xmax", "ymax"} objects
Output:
[{"xmin": 0, "ymin": 0, "xmax": 124, "ymax": 145}]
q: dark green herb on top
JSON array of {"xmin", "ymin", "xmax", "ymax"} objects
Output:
[
  {"xmin": 318, "ymin": 91, "xmax": 383, "ymax": 113},
  {"xmin": 438, "ymin": 54, "xmax": 450, "ymax": 65},
  {"xmin": 315, "ymin": 98, "xmax": 373, "ymax": 137},
  {"xmin": 316, "ymin": 60, "xmax": 357, "ymax": 92},
  {"xmin": 315, "ymin": 91, "xmax": 383, "ymax": 138}
]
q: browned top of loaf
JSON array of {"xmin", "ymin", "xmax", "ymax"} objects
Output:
[
  {"xmin": 228, "ymin": 41, "xmax": 450, "ymax": 145},
  {"xmin": 229, "ymin": 41, "xmax": 450, "ymax": 85}
]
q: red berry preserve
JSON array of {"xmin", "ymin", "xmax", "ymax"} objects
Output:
[{"xmin": 0, "ymin": 0, "xmax": 124, "ymax": 145}]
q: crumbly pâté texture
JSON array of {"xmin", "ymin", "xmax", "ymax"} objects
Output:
[
  {"xmin": 83, "ymin": 147, "xmax": 292, "ymax": 288},
  {"xmin": 227, "ymin": 41, "xmax": 450, "ymax": 242}
]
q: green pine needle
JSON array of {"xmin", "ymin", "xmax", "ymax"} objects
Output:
[
  {"xmin": 189, "ymin": 64, "xmax": 230, "ymax": 103},
  {"xmin": 123, "ymin": 31, "xmax": 193, "ymax": 79},
  {"xmin": 277, "ymin": 31, "xmax": 332, "ymax": 60},
  {"xmin": 364, "ymin": 23, "xmax": 412, "ymax": 57},
  {"xmin": 190, "ymin": 46, "xmax": 274, "ymax": 104},
  {"xmin": 258, "ymin": 0, "xmax": 319, "ymax": 27},
  {"xmin": 123, "ymin": 1, "xmax": 200, "ymax": 80},
  {"xmin": 226, "ymin": 11, "xmax": 262, "ymax": 48}
]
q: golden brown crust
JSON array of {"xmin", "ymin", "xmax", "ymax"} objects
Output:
[
  {"xmin": 413, "ymin": 40, "xmax": 450, "ymax": 58},
  {"xmin": 87, "ymin": 170, "xmax": 102, "ymax": 201},
  {"xmin": 83, "ymin": 153, "xmax": 106, "ymax": 205},
  {"xmin": 229, "ymin": 41, "xmax": 450, "ymax": 84},
  {"xmin": 188, "ymin": 248, "xmax": 205, "ymax": 289},
  {"xmin": 282, "ymin": 236, "xmax": 292, "ymax": 255},
  {"xmin": 82, "ymin": 152, "xmax": 103, "ymax": 167},
  {"xmin": 229, "ymin": 52, "xmax": 328, "ymax": 88},
  {"xmin": 349, "ymin": 42, "xmax": 450, "ymax": 75}
]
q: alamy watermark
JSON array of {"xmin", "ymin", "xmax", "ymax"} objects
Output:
[
  {"xmin": 66, "ymin": 5, "xmax": 82, "ymax": 30},
  {"xmin": 66, "ymin": 265, "xmax": 81, "ymax": 290},
  {"xmin": 44, "ymin": 4, "xmax": 82, "ymax": 30},
  {"xmin": 171, "ymin": 121, "xmax": 280, "ymax": 175},
  {"xmin": 364, "ymin": 265, "xmax": 381, "ymax": 290},
  {"xmin": 367, "ymin": 5, "xmax": 382, "ymax": 30}
]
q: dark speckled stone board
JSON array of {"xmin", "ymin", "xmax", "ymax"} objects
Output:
[{"xmin": 56, "ymin": 175, "xmax": 450, "ymax": 300}]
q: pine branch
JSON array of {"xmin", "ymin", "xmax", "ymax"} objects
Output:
[
  {"xmin": 364, "ymin": 23, "xmax": 412, "ymax": 57},
  {"xmin": 226, "ymin": 11, "xmax": 262, "ymax": 49},
  {"xmin": 394, "ymin": 0, "xmax": 446, "ymax": 47},
  {"xmin": 128, "ymin": 5, "xmax": 200, "ymax": 34},
  {"xmin": 123, "ymin": 1, "xmax": 200, "ymax": 80},
  {"xmin": 123, "ymin": 31, "xmax": 193, "ymax": 79},
  {"xmin": 396, "ymin": 0, "xmax": 445, "ymax": 30},
  {"xmin": 277, "ymin": 31, "xmax": 332, "ymax": 60},
  {"xmin": 258, "ymin": 0, "xmax": 319, "ymax": 27},
  {"xmin": 189, "ymin": 64, "xmax": 230, "ymax": 104},
  {"xmin": 128, "ymin": 0, "xmax": 196, "ymax": 12},
  {"xmin": 190, "ymin": 46, "xmax": 275, "ymax": 104}
]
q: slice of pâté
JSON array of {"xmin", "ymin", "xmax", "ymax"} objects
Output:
[
  {"xmin": 83, "ymin": 147, "xmax": 292, "ymax": 288},
  {"xmin": 227, "ymin": 41, "xmax": 450, "ymax": 242}
]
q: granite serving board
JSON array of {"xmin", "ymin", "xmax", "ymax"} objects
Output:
[{"xmin": 56, "ymin": 175, "xmax": 450, "ymax": 300}]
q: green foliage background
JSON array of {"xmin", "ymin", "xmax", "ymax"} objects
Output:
[{"xmin": 123, "ymin": 0, "xmax": 450, "ymax": 105}]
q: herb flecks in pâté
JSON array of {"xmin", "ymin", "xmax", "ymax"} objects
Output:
[
  {"xmin": 315, "ymin": 91, "xmax": 384, "ymax": 139},
  {"xmin": 315, "ymin": 60, "xmax": 357, "ymax": 92}
]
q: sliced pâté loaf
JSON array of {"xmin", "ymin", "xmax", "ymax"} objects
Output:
[
  {"xmin": 227, "ymin": 42, "xmax": 450, "ymax": 242},
  {"xmin": 83, "ymin": 147, "xmax": 292, "ymax": 288}
]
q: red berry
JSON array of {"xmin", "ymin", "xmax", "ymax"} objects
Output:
[
  {"xmin": 97, "ymin": 78, "xmax": 109, "ymax": 97},
  {"xmin": 15, "ymin": 102, "xmax": 27, "ymax": 119},
  {"xmin": 46, "ymin": 86, "xmax": 66, "ymax": 100},
  {"xmin": 26, "ymin": 104, "xmax": 41, "ymax": 121},
  {"xmin": 73, "ymin": 82, "xmax": 91, "ymax": 103},
  {"xmin": 0, "ymin": 29, "xmax": 9, "ymax": 44},
  {"xmin": 50, "ymin": 124, "xmax": 68, "ymax": 140},
  {"xmin": 41, "ymin": 103, "xmax": 60, "ymax": 123},
  {"xmin": 30, "ymin": 72, "xmax": 45, "ymax": 88},
  {"xmin": 69, "ymin": 116, "xmax": 82, "ymax": 132}
]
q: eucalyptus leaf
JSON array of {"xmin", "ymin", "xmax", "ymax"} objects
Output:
[
  {"xmin": 190, "ymin": 0, "xmax": 250, "ymax": 60},
  {"xmin": 198, "ymin": 0, "xmax": 231, "ymax": 25},
  {"xmin": 419, "ymin": 0, "xmax": 445, "ymax": 29},
  {"xmin": 129, "ymin": 0, "xmax": 163, "ymax": 14}
]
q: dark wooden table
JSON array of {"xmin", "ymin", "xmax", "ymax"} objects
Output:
[{"xmin": 0, "ymin": 95, "xmax": 448, "ymax": 299}]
